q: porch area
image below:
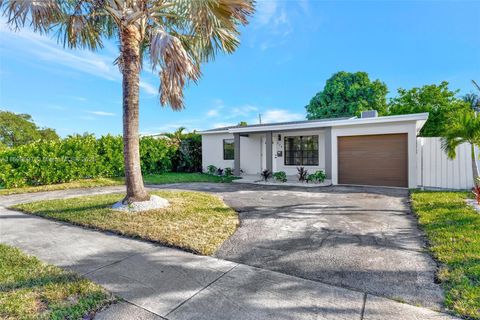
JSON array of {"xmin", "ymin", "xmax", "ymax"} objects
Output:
[{"xmin": 232, "ymin": 128, "xmax": 332, "ymax": 178}]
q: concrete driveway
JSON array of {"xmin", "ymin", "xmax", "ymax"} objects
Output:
[
  {"xmin": 1, "ymin": 183, "xmax": 453, "ymax": 319},
  {"xmin": 157, "ymin": 183, "xmax": 444, "ymax": 310}
]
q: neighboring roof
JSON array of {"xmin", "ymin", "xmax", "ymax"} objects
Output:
[{"xmin": 199, "ymin": 113, "xmax": 429, "ymax": 134}]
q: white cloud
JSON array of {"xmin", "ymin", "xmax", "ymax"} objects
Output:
[
  {"xmin": 213, "ymin": 122, "xmax": 236, "ymax": 129},
  {"xmin": 205, "ymin": 99, "xmax": 303, "ymax": 126},
  {"xmin": 88, "ymin": 110, "xmax": 116, "ymax": 116},
  {"xmin": 255, "ymin": 0, "xmax": 279, "ymax": 25},
  {"xmin": 139, "ymin": 81, "xmax": 157, "ymax": 95},
  {"xmin": 230, "ymin": 105, "xmax": 258, "ymax": 118},
  {"xmin": 206, "ymin": 100, "xmax": 258, "ymax": 120},
  {"xmin": 206, "ymin": 108, "xmax": 220, "ymax": 117},
  {"xmin": 141, "ymin": 118, "xmax": 203, "ymax": 135},
  {"xmin": 251, "ymin": 1, "xmax": 293, "ymax": 52},
  {"xmin": 0, "ymin": 22, "xmax": 157, "ymax": 96},
  {"xmin": 298, "ymin": 0, "xmax": 310, "ymax": 14},
  {"xmin": 259, "ymin": 109, "xmax": 304, "ymax": 123},
  {"xmin": 79, "ymin": 115, "xmax": 95, "ymax": 121},
  {"xmin": 255, "ymin": 0, "xmax": 290, "ymax": 28}
]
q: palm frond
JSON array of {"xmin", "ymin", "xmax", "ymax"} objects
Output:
[
  {"xmin": 1, "ymin": 0, "xmax": 61, "ymax": 32},
  {"xmin": 56, "ymin": 1, "xmax": 117, "ymax": 50},
  {"xmin": 1, "ymin": 0, "xmax": 254, "ymax": 110},
  {"xmin": 165, "ymin": 0, "xmax": 254, "ymax": 63},
  {"xmin": 442, "ymin": 111, "xmax": 480, "ymax": 159},
  {"xmin": 473, "ymin": 80, "xmax": 480, "ymax": 93},
  {"xmin": 149, "ymin": 27, "xmax": 200, "ymax": 110}
]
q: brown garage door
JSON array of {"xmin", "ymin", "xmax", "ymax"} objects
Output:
[{"xmin": 338, "ymin": 134, "xmax": 408, "ymax": 187}]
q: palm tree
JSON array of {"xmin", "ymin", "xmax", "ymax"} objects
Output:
[
  {"xmin": 1, "ymin": 0, "xmax": 254, "ymax": 203},
  {"xmin": 164, "ymin": 126, "xmax": 186, "ymax": 145},
  {"xmin": 463, "ymin": 93, "xmax": 480, "ymax": 111},
  {"xmin": 442, "ymin": 111, "xmax": 480, "ymax": 182}
]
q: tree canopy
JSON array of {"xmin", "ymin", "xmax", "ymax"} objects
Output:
[
  {"xmin": 305, "ymin": 71, "xmax": 388, "ymax": 119},
  {"xmin": 388, "ymin": 82, "xmax": 471, "ymax": 137},
  {"xmin": 0, "ymin": 111, "xmax": 59, "ymax": 147}
]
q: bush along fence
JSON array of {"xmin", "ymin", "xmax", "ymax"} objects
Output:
[{"xmin": 0, "ymin": 133, "xmax": 201, "ymax": 188}]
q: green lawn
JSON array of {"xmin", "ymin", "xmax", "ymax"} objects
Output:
[
  {"xmin": 12, "ymin": 190, "xmax": 239, "ymax": 255},
  {"xmin": 0, "ymin": 177, "xmax": 124, "ymax": 196},
  {"xmin": 0, "ymin": 244, "xmax": 114, "ymax": 319},
  {"xmin": 0, "ymin": 173, "xmax": 235, "ymax": 196},
  {"xmin": 411, "ymin": 191, "xmax": 480, "ymax": 319},
  {"xmin": 144, "ymin": 172, "xmax": 237, "ymax": 184}
]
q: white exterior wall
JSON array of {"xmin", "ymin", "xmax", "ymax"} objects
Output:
[
  {"xmin": 331, "ymin": 121, "xmax": 419, "ymax": 188},
  {"xmin": 201, "ymin": 132, "xmax": 262, "ymax": 173},
  {"xmin": 417, "ymin": 137, "xmax": 474, "ymax": 190},
  {"xmin": 201, "ymin": 133, "xmax": 234, "ymax": 171},
  {"xmin": 272, "ymin": 130, "xmax": 326, "ymax": 175},
  {"xmin": 240, "ymin": 134, "xmax": 262, "ymax": 174}
]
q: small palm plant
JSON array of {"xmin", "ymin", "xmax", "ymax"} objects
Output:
[
  {"xmin": 260, "ymin": 169, "xmax": 272, "ymax": 182},
  {"xmin": 0, "ymin": 0, "xmax": 254, "ymax": 204},
  {"xmin": 297, "ymin": 166, "xmax": 308, "ymax": 182},
  {"xmin": 441, "ymin": 111, "xmax": 480, "ymax": 182}
]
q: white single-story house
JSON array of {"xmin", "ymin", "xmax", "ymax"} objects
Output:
[{"xmin": 200, "ymin": 111, "xmax": 430, "ymax": 188}]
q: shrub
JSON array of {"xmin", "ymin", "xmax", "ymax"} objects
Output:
[
  {"xmin": 272, "ymin": 171, "xmax": 287, "ymax": 182},
  {"xmin": 140, "ymin": 136, "xmax": 176, "ymax": 174},
  {"xmin": 207, "ymin": 165, "xmax": 217, "ymax": 175},
  {"xmin": 260, "ymin": 169, "xmax": 272, "ymax": 182},
  {"xmin": 96, "ymin": 134, "xmax": 124, "ymax": 177},
  {"xmin": 176, "ymin": 134, "xmax": 202, "ymax": 172},
  {"xmin": 307, "ymin": 170, "xmax": 327, "ymax": 183},
  {"xmin": 224, "ymin": 167, "xmax": 233, "ymax": 177},
  {"xmin": 472, "ymin": 184, "xmax": 480, "ymax": 204},
  {"xmin": 0, "ymin": 134, "xmax": 177, "ymax": 188},
  {"xmin": 216, "ymin": 168, "xmax": 224, "ymax": 176},
  {"xmin": 297, "ymin": 167, "xmax": 308, "ymax": 182}
]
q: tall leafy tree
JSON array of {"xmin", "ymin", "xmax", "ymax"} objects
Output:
[
  {"xmin": 305, "ymin": 71, "xmax": 388, "ymax": 119},
  {"xmin": 388, "ymin": 81, "xmax": 470, "ymax": 137},
  {"xmin": 1, "ymin": 0, "xmax": 254, "ymax": 203},
  {"xmin": 442, "ymin": 111, "xmax": 480, "ymax": 181},
  {"xmin": 0, "ymin": 110, "xmax": 59, "ymax": 147}
]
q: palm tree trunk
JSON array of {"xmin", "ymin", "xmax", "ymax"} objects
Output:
[
  {"xmin": 471, "ymin": 143, "xmax": 479, "ymax": 185},
  {"xmin": 120, "ymin": 24, "xmax": 149, "ymax": 203}
]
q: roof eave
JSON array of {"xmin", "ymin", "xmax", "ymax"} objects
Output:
[
  {"xmin": 227, "ymin": 113, "xmax": 429, "ymax": 134},
  {"xmin": 198, "ymin": 113, "xmax": 429, "ymax": 135},
  {"xmin": 198, "ymin": 129, "xmax": 231, "ymax": 135}
]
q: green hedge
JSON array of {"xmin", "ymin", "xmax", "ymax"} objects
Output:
[
  {"xmin": 0, "ymin": 134, "xmax": 178, "ymax": 188},
  {"xmin": 175, "ymin": 134, "xmax": 202, "ymax": 173}
]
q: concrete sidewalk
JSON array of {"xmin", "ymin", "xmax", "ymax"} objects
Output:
[{"xmin": 0, "ymin": 188, "xmax": 459, "ymax": 320}]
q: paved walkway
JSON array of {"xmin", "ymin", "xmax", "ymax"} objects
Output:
[{"xmin": 0, "ymin": 186, "xmax": 459, "ymax": 320}]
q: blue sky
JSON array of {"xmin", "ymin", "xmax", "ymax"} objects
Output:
[{"xmin": 0, "ymin": 0, "xmax": 479, "ymax": 137}]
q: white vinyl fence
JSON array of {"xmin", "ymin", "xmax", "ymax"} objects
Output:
[{"xmin": 417, "ymin": 137, "xmax": 475, "ymax": 190}]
